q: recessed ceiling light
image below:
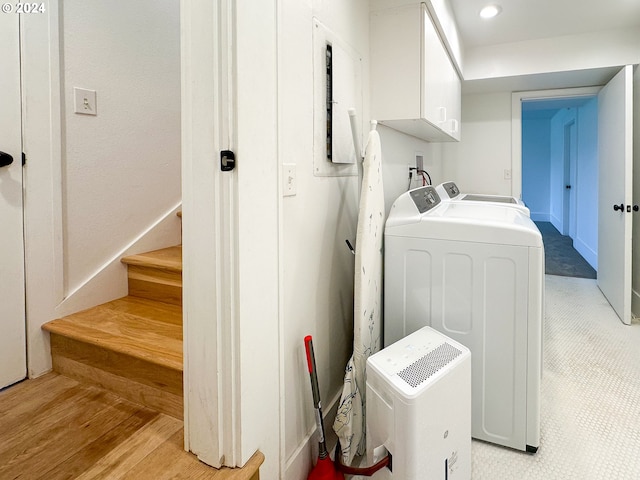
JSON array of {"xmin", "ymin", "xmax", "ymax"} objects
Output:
[{"xmin": 480, "ymin": 4, "xmax": 502, "ymax": 19}]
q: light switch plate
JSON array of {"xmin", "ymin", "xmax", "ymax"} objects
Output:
[
  {"xmin": 74, "ymin": 87, "xmax": 97, "ymax": 116},
  {"xmin": 283, "ymin": 164, "xmax": 297, "ymax": 196}
]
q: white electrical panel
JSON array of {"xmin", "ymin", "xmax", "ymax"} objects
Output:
[{"xmin": 312, "ymin": 18, "xmax": 362, "ymax": 176}]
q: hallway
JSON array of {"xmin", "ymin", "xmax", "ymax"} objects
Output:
[{"xmin": 535, "ymin": 222, "xmax": 596, "ymax": 279}]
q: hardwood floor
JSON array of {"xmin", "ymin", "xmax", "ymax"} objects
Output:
[{"xmin": 0, "ymin": 373, "xmax": 263, "ymax": 480}]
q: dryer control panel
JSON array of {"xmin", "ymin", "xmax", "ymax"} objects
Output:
[
  {"xmin": 441, "ymin": 181, "xmax": 460, "ymax": 198},
  {"xmin": 410, "ymin": 186, "xmax": 441, "ymax": 214}
]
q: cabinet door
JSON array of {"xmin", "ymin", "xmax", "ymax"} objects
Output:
[
  {"xmin": 445, "ymin": 67, "xmax": 461, "ymax": 141},
  {"xmin": 371, "ymin": 4, "xmax": 422, "ymax": 121},
  {"xmin": 421, "ymin": 4, "xmax": 449, "ymax": 129}
]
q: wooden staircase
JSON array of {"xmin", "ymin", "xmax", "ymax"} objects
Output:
[
  {"xmin": 43, "ymin": 245, "xmax": 184, "ymax": 418},
  {"xmin": 42, "ymin": 216, "xmax": 264, "ymax": 478}
]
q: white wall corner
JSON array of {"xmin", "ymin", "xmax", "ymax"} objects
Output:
[
  {"xmin": 573, "ymin": 237, "xmax": 597, "ymax": 271},
  {"xmin": 549, "ymin": 214, "xmax": 562, "ymax": 234},
  {"xmin": 55, "ymin": 203, "xmax": 182, "ymax": 317},
  {"xmin": 284, "ymin": 389, "xmax": 342, "ymax": 480}
]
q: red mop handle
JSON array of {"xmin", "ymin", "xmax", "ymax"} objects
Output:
[
  {"xmin": 304, "ymin": 335, "xmax": 328, "ymax": 458},
  {"xmin": 304, "ymin": 335, "xmax": 321, "ymax": 407},
  {"xmin": 304, "ymin": 335, "xmax": 314, "ymax": 373}
]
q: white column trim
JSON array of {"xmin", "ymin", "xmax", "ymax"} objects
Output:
[
  {"xmin": 183, "ymin": 2, "xmax": 281, "ymax": 475},
  {"xmin": 181, "ymin": 0, "xmax": 240, "ymax": 467}
]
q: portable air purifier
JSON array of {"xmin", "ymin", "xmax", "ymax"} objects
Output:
[{"xmin": 366, "ymin": 326, "xmax": 471, "ymax": 479}]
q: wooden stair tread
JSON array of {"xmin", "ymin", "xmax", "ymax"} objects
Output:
[
  {"xmin": 105, "ymin": 296, "xmax": 182, "ymax": 325},
  {"xmin": 43, "ymin": 297, "xmax": 182, "ymax": 371},
  {"xmin": 121, "ymin": 245, "xmax": 182, "ymax": 273}
]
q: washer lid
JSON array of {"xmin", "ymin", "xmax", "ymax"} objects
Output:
[
  {"xmin": 435, "ymin": 181, "xmax": 530, "ymax": 215},
  {"xmin": 460, "ymin": 194, "xmax": 518, "ymax": 204},
  {"xmin": 386, "ymin": 193, "xmax": 542, "ymax": 247}
]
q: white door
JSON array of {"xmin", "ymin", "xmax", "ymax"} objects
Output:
[
  {"xmin": 598, "ymin": 65, "xmax": 633, "ymax": 325},
  {"xmin": 0, "ymin": 12, "xmax": 27, "ymax": 388}
]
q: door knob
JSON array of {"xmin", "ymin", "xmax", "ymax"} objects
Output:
[
  {"xmin": 565, "ymin": 185, "xmax": 571, "ymax": 189},
  {"xmin": 0, "ymin": 151, "xmax": 13, "ymax": 168},
  {"xmin": 613, "ymin": 203, "xmax": 624, "ymax": 212}
]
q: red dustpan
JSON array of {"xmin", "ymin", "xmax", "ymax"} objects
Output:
[{"xmin": 304, "ymin": 336, "xmax": 344, "ymax": 480}]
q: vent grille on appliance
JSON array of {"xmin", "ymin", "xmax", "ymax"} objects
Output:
[{"xmin": 397, "ymin": 342, "xmax": 462, "ymax": 388}]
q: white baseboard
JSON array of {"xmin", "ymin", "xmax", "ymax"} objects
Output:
[
  {"xmin": 573, "ymin": 237, "xmax": 597, "ymax": 271},
  {"xmin": 55, "ymin": 202, "xmax": 182, "ymax": 317},
  {"xmin": 284, "ymin": 389, "xmax": 342, "ymax": 480},
  {"xmin": 550, "ymin": 214, "xmax": 562, "ymax": 234}
]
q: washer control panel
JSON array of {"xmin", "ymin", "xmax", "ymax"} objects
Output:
[{"xmin": 410, "ymin": 186, "xmax": 441, "ymax": 214}]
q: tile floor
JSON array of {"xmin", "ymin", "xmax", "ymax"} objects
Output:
[{"xmin": 471, "ymin": 275, "xmax": 640, "ymax": 479}]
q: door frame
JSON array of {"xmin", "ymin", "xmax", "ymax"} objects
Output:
[
  {"xmin": 181, "ymin": 0, "xmax": 280, "ymax": 475},
  {"xmin": 511, "ymin": 86, "xmax": 601, "ymax": 201},
  {"xmin": 23, "ymin": 0, "xmax": 281, "ymax": 476},
  {"xmin": 21, "ymin": 2, "xmax": 64, "ymax": 378}
]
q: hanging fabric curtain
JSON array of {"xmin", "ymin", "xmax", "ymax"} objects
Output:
[{"xmin": 333, "ymin": 125, "xmax": 384, "ymax": 465}]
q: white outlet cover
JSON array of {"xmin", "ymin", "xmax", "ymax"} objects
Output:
[
  {"xmin": 74, "ymin": 87, "xmax": 97, "ymax": 116},
  {"xmin": 283, "ymin": 163, "xmax": 297, "ymax": 196}
]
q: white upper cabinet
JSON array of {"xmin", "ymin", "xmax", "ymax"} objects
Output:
[{"xmin": 371, "ymin": 3, "xmax": 461, "ymax": 142}]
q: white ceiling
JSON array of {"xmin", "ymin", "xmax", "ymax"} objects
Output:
[{"xmin": 449, "ymin": 0, "xmax": 640, "ymax": 49}]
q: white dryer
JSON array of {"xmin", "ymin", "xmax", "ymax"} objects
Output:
[
  {"xmin": 435, "ymin": 181, "xmax": 530, "ymax": 216},
  {"xmin": 384, "ymin": 186, "xmax": 544, "ymax": 453}
]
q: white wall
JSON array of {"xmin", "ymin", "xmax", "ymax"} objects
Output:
[
  {"xmin": 279, "ymin": 2, "xmax": 436, "ymax": 477},
  {"xmin": 61, "ymin": 0, "xmax": 181, "ymax": 303},
  {"xmin": 379, "ymin": 125, "xmax": 442, "ymax": 216},
  {"xmin": 549, "ymin": 108, "xmax": 576, "ymax": 231},
  {"xmin": 521, "ymin": 117, "xmax": 551, "ymax": 220},
  {"xmin": 574, "ymin": 98, "xmax": 599, "ymax": 269},
  {"xmin": 442, "ymin": 92, "xmax": 512, "ymax": 195},
  {"xmin": 23, "ymin": 0, "xmax": 182, "ymax": 378},
  {"xmin": 279, "ymin": 2, "xmax": 364, "ymax": 477}
]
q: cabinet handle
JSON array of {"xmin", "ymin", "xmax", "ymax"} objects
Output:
[
  {"xmin": 439, "ymin": 107, "xmax": 447, "ymax": 123},
  {"xmin": 450, "ymin": 119, "xmax": 459, "ymax": 133}
]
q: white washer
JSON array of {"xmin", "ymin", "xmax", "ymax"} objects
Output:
[
  {"xmin": 435, "ymin": 181, "xmax": 530, "ymax": 216},
  {"xmin": 384, "ymin": 186, "xmax": 544, "ymax": 453}
]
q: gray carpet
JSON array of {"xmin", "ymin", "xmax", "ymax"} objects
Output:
[
  {"xmin": 472, "ymin": 275, "xmax": 640, "ymax": 479},
  {"xmin": 535, "ymin": 222, "xmax": 596, "ymax": 279}
]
